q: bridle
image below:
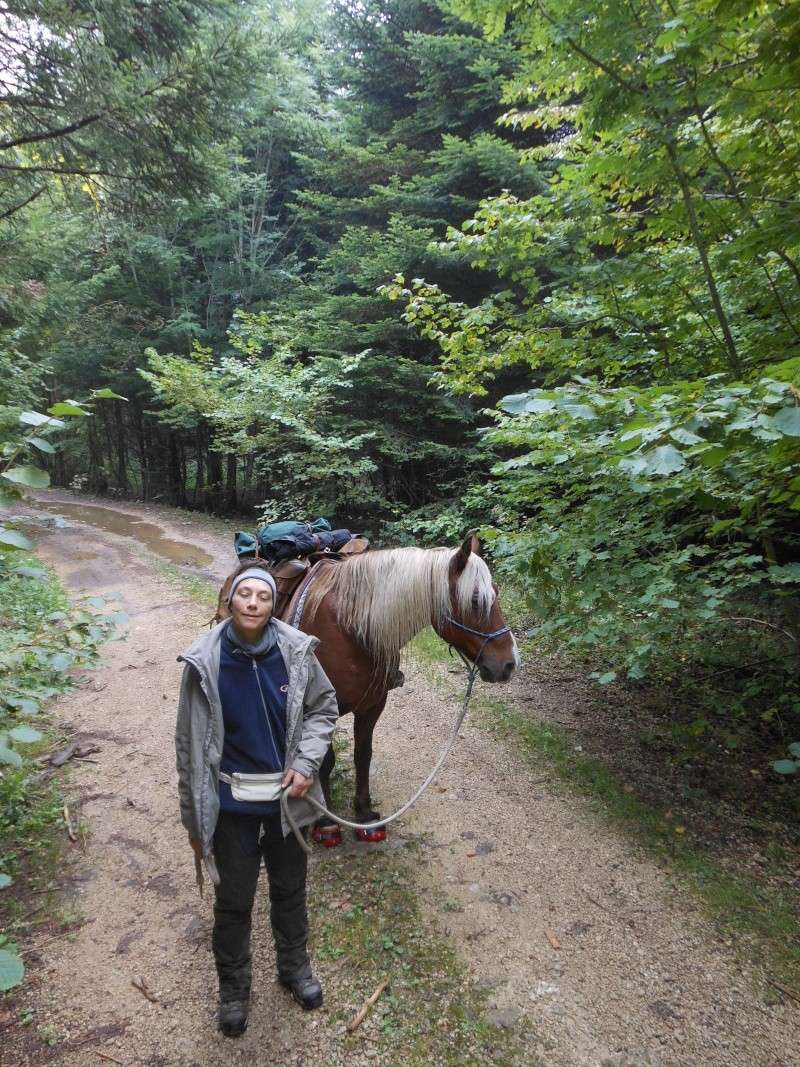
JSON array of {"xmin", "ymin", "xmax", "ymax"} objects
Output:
[{"xmin": 439, "ymin": 613, "xmax": 512, "ymax": 686}]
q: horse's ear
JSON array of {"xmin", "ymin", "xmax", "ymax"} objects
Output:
[
  {"xmin": 462, "ymin": 530, "xmax": 482, "ymax": 557},
  {"xmin": 453, "ymin": 530, "xmax": 481, "ymax": 572}
]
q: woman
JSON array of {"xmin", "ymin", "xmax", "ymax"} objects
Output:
[{"xmin": 175, "ymin": 562, "xmax": 338, "ymax": 1038}]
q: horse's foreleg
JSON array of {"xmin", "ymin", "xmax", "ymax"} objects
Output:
[
  {"xmin": 318, "ymin": 743, "xmax": 335, "ymax": 811},
  {"xmin": 353, "ymin": 708, "xmax": 383, "ymax": 822},
  {"xmin": 310, "ymin": 743, "xmax": 344, "ymax": 848}
]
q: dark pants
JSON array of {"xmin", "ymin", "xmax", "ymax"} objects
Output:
[{"xmin": 212, "ymin": 810, "xmax": 309, "ymax": 1000}]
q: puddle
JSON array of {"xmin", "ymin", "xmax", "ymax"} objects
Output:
[{"xmin": 35, "ymin": 501, "xmax": 212, "ymax": 567}]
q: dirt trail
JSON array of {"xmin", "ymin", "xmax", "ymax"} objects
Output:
[{"xmin": 3, "ymin": 494, "xmax": 797, "ymax": 1066}]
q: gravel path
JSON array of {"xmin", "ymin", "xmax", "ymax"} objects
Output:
[{"xmin": 3, "ymin": 494, "xmax": 797, "ymax": 1066}]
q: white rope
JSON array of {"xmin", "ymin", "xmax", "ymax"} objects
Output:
[{"xmin": 281, "ymin": 665, "xmax": 478, "ymax": 855}]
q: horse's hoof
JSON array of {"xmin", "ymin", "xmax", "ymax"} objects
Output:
[
  {"xmin": 311, "ymin": 824, "xmax": 342, "ymax": 848},
  {"xmin": 354, "ymin": 826, "xmax": 387, "ymax": 843}
]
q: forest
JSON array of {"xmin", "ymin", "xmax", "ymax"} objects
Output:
[{"xmin": 1, "ymin": 0, "xmax": 799, "ymax": 768}]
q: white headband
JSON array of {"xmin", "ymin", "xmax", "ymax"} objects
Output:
[{"xmin": 226, "ymin": 567, "xmax": 277, "ymax": 606}]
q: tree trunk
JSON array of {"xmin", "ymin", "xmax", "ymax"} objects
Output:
[
  {"xmin": 243, "ymin": 453, "xmax": 255, "ymax": 508},
  {"xmin": 178, "ymin": 439, "xmax": 187, "ymax": 503},
  {"xmin": 133, "ymin": 404, "xmax": 150, "ymax": 500},
  {"xmin": 100, "ymin": 406, "xmax": 116, "ymax": 488},
  {"xmin": 86, "ymin": 418, "xmax": 105, "ymax": 493},
  {"xmin": 194, "ymin": 429, "xmax": 205, "ymax": 505},
  {"xmin": 167, "ymin": 432, "xmax": 186, "ymax": 506},
  {"xmin": 225, "ymin": 453, "xmax": 237, "ymax": 512},
  {"xmin": 113, "ymin": 400, "xmax": 129, "ymax": 491},
  {"xmin": 207, "ymin": 448, "xmax": 223, "ymax": 513},
  {"xmin": 665, "ymin": 141, "xmax": 741, "ymax": 376}
]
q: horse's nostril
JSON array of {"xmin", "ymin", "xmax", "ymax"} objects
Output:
[{"xmin": 503, "ymin": 662, "xmax": 515, "ymax": 679}]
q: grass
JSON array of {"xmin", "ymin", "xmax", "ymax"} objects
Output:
[
  {"xmin": 147, "ymin": 554, "xmax": 219, "ymax": 606},
  {"xmin": 410, "ymin": 627, "xmax": 800, "ymax": 994},
  {"xmin": 306, "ymin": 731, "xmax": 531, "ymax": 1065}
]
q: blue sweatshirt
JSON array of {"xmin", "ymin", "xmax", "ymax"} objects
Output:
[{"xmin": 217, "ymin": 627, "xmax": 289, "ymax": 815}]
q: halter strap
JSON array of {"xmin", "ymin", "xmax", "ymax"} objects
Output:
[
  {"xmin": 439, "ymin": 614, "xmax": 512, "ymax": 674},
  {"xmin": 440, "ymin": 615, "xmax": 512, "ymax": 642}
]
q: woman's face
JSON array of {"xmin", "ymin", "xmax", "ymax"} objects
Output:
[{"xmin": 230, "ymin": 579, "xmax": 274, "ymax": 639}]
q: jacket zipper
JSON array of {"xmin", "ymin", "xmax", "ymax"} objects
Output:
[{"xmin": 251, "ymin": 657, "xmax": 281, "ymax": 759}]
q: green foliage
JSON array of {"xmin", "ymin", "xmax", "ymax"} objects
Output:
[
  {"xmin": 0, "ymin": 392, "xmax": 123, "ymax": 550},
  {"xmin": 381, "ymin": 501, "xmax": 469, "ymax": 545},
  {"xmin": 0, "ymin": 0, "xmax": 254, "ymax": 221},
  {"xmin": 13, "ymin": 0, "xmax": 534, "ymax": 523},
  {"xmin": 444, "ymin": 0, "xmax": 800, "ymax": 382},
  {"xmin": 772, "ymin": 743, "xmax": 800, "ymax": 776},
  {"xmin": 142, "ymin": 311, "xmax": 377, "ymax": 518},
  {"xmin": 2, "ymin": 0, "xmax": 798, "ymax": 762},
  {"xmin": 0, "ymin": 563, "xmax": 118, "ymax": 990},
  {"xmin": 0, "ymin": 564, "xmax": 115, "ymax": 768},
  {"xmin": 378, "ymin": 0, "xmax": 800, "ymax": 756},
  {"xmin": 476, "ymin": 365, "xmax": 800, "ymax": 681},
  {"xmin": 0, "ymin": 936, "xmax": 24, "ymax": 992}
]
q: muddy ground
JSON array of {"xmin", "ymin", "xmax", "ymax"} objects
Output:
[{"xmin": 1, "ymin": 493, "xmax": 797, "ymax": 1066}]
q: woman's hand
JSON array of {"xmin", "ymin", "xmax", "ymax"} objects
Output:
[{"xmin": 282, "ymin": 769, "xmax": 312, "ymax": 798}]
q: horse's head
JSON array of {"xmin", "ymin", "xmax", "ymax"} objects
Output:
[{"xmin": 435, "ymin": 532, "xmax": 519, "ymax": 683}]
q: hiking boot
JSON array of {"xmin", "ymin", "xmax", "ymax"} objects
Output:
[
  {"xmin": 280, "ymin": 970, "xmax": 323, "ymax": 1010},
  {"xmin": 218, "ymin": 996, "xmax": 249, "ymax": 1037}
]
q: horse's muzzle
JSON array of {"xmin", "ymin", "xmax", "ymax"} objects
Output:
[{"xmin": 478, "ymin": 658, "xmax": 517, "ymax": 683}]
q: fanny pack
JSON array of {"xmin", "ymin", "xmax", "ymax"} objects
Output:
[{"xmin": 219, "ymin": 770, "xmax": 284, "ymax": 803}]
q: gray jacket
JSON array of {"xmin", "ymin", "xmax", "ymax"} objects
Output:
[{"xmin": 175, "ymin": 619, "xmax": 338, "ymax": 882}]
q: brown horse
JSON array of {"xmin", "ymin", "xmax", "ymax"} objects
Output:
[{"xmin": 219, "ymin": 533, "xmax": 519, "ymax": 833}]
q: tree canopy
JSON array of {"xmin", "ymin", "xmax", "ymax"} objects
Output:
[{"xmin": 1, "ymin": 0, "xmax": 798, "ymax": 753}]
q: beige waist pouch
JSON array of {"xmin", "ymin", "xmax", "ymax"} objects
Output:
[{"xmin": 219, "ymin": 770, "xmax": 284, "ymax": 803}]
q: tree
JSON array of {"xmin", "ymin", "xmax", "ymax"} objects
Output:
[
  {"xmin": 0, "ymin": 0, "xmax": 252, "ymax": 220},
  {"xmin": 383, "ymin": 0, "xmax": 800, "ymax": 735}
]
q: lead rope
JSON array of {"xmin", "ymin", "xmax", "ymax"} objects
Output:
[{"xmin": 280, "ymin": 622, "xmax": 510, "ymax": 855}]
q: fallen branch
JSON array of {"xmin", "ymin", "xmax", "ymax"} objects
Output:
[
  {"xmin": 131, "ymin": 976, "xmax": 160, "ymax": 1004},
  {"xmin": 62, "ymin": 806, "xmax": 77, "ymax": 843},
  {"xmin": 347, "ymin": 978, "xmax": 389, "ymax": 1032},
  {"xmin": 721, "ymin": 616, "xmax": 797, "ymax": 647},
  {"xmin": 94, "ymin": 1052, "xmax": 125, "ymax": 1065},
  {"xmin": 583, "ymin": 889, "xmax": 635, "ymax": 930},
  {"xmin": 40, "ymin": 741, "xmax": 78, "ymax": 767},
  {"xmin": 695, "ymin": 658, "xmax": 773, "ymax": 681},
  {"xmin": 41, "ymin": 741, "xmax": 101, "ymax": 767},
  {"xmin": 766, "ymin": 976, "xmax": 800, "ymax": 1006},
  {"xmin": 20, "ymin": 927, "xmax": 84, "ymax": 956}
]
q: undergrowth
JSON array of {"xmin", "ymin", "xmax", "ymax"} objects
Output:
[{"xmin": 0, "ymin": 556, "xmax": 120, "ymax": 992}]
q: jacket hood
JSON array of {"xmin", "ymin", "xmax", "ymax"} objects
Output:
[{"xmin": 178, "ymin": 617, "xmax": 319, "ymax": 671}]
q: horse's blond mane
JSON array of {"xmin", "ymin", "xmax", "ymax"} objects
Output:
[{"xmin": 304, "ymin": 547, "xmax": 495, "ymax": 679}]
